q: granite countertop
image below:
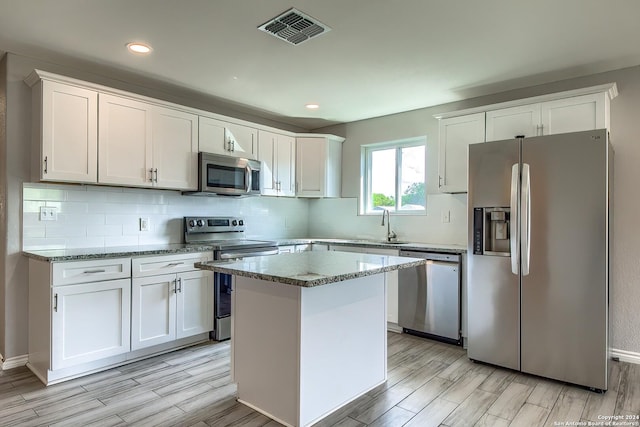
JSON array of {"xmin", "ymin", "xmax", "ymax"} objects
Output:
[
  {"xmin": 195, "ymin": 251, "xmax": 427, "ymax": 288},
  {"xmin": 311, "ymin": 239, "xmax": 467, "ymax": 253},
  {"xmin": 23, "ymin": 238, "xmax": 466, "ymax": 262},
  {"xmin": 22, "ymin": 243, "xmax": 216, "ymax": 262}
]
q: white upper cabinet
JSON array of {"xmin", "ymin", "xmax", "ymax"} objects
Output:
[
  {"xmin": 438, "ymin": 113, "xmax": 485, "ymax": 193},
  {"xmin": 486, "ymin": 92, "xmax": 609, "ymax": 142},
  {"xmin": 98, "ymin": 94, "xmax": 153, "ymax": 187},
  {"xmin": 258, "ymin": 130, "xmax": 296, "ymax": 197},
  {"xmin": 437, "ymin": 83, "xmax": 616, "ymax": 193},
  {"xmin": 151, "ymin": 107, "xmax": 198, "ymax": 190},
  {"xmin": 32, "ymin": 79, "xmax": 98, "ymax": 183},
  {"xmin": 485, "ymin": 104, "xmax": 541, "ymax": 141},
  {"xmin": 541, "ymin": 93, "xmax": 607, "ymax": 135},
  {"xmin": 199, "ymin": 116, "xmax": 257, "ymax": 159},
  {"xmin": 296, "ymin": 135, "xmax": 344, "ymax": 198},
  {"xmin": 98, "ymin": 94, "xmax": 198, "ymax": 190}
]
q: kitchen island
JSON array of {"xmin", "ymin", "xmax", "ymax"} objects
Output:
[{"xmin": 195, "ymin": 251, "xmax": 425, "ymax": 427}]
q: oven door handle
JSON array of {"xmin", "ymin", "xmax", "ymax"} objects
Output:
[{"xmin": 219, "ymin": 249, "xmax": 279, "ymax": 260}]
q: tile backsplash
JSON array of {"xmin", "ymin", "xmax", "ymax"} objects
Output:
[{"xmin": 23, "ymin": 183, "xmax": 310, "ymax": 250}]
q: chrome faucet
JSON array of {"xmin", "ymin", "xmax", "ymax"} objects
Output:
[{"xmin": 381, "ymin": 209, "xmax": 397, "ymax": 242}]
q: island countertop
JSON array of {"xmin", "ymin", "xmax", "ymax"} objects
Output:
[{"xmin": 195, "ymin": 251, "xmax": 426, "ymax": 288}]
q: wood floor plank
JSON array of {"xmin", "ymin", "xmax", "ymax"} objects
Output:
[
  {"xmin": 122, "ymin": 405, "xmax": 187, "ymax": 427},
  {"xmin": 402, "ymin": 397, "xmax": 458, "ymax": 427},
  {"xmin": 582, "ymin": 389, "xmax": 618, "ymax": 422},
  {"xmin": 83, "ymin": 414, "xmax": 126, "ymax": 427},
  {"xmin": 119, "ymin": 383, "xmax": 213, "ymax": 424},
  {"xmin": 509, "ymin": 403, "xmax": 550, "ymax": 427},
  {"xmin": 436, "ymin": 354, "xmax": 474, "ymax": 382},
  {"xmin": 439, "ymin": 370, "xmax": 489, "ymax": 404},
  {"xmin": 310, "ymin": 391, "xmax": 373, "ymax": 427},
  {"xmin": 543, "ymin": 390, "xmax": 588, "ymax": 427},
  {"xmin": 477, "ymin": 368, "xmax": 518, "ymax": 395},
  {"xmin": 176, "ymin": 382, "xmax": 237, "ymax": 414},
  {"xmin": 367, "ymin": 405, "xmax": 415, "ymax": 427},
  {"xmin": 608, "ymin": 360, "xmax": 625, "ymax": 393},
  {"xmin": 1, "ymin": 407, "xmax": 40, "ymax": 427},
  {"xmin": 349, "ymin": 359, "xmax": 447, "ymax": 424},
  {"xmin": 29, "ymin": 398, "xmax": 107, "ymax": 427},
  {"xmin": 473, "ymin": 413, "xmax": 510, "ymax": 427},
  {"xmin": 486, "ymin": 381, "xmax": 533, "ymax": 420},
  {"xmin": 441, "ymin": 389, "xmax": 498, "ymax": 427},
  {"xmin": 618, "ymin": 362, "xmax": 640, "ymax": 414},
  {"xmin": 526, "ymin": 379, "xmax": 563, "ymax": 410},
  {"xmin": 396, "ymin": 376, "xmax": 453, "ymax": 413},
  {"xmin": 330, "ymin": 417, "xmax": 367, "ymax": 427},
  {"xmin": 366, "ymin": 366, "xmax": 413, "ymax": 398}
]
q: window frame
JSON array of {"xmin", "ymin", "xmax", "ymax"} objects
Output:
[{"xmin": 360, "ymin": 136, "xmax": 427, "ymax": 216}]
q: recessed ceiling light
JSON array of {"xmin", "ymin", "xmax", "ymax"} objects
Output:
[
  {"xmin": 305, "ymin": 103, "xmax": 320, "ymax": 110},
  {"xmin": 126, "ymin": 42, "xmax": 152, "ymax": 54}
]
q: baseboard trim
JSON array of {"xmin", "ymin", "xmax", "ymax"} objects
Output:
[
  {"xmin": 611, "ymin": 348, "xmax": 640, "ymax": 365},
  {"xmin": 1, "ymin": 354, "xmax": 29, "ymax": 370}
]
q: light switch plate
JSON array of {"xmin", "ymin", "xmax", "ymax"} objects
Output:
[
  {"xmin": 39, "ymin": 206, "xmax": 58, "ymax": 221},
  {"xmin": 441, "ymin": 210, "xmax": 450, "ymax": 223}
]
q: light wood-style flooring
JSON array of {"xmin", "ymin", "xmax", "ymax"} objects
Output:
[{"xmin": 0, "ymin": 333, "xmax": 638, "ymax": 426}]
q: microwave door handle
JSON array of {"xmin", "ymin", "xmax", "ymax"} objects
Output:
[{"xmin": 246, "ymin": 165, "xmax": 252, "ymax": 193}]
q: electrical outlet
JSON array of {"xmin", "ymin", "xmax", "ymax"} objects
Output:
[
  {"xmin": 441, "ymin": 209, "xmax": 450, "ymax": 223},
  {"xmin": 139, "ymin": 217, "xmax": 150, "ymax": 231},
  {"xmin": 39, "ymin": 206, "xmax": 58, "ymax": 221}
]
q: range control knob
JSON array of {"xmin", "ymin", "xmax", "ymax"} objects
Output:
[
  {"xmin": 232, "ymin": 219, "xmax": 238, "ymax": 226},
  {"xmin": 238, "ymin": 220, "xmax": 244, "ymax": 226},
  {"xmin": 188, "ymin": 220, "xmax": 195, "ymax": 228},
  {"xmin": 196, "ymin": 219, "xmax": 204, "ymax": 227}
]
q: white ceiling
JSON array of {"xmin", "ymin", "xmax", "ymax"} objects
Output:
[{"xmin": 1, "ymin": 0, "xmax": 640, "ymax": 130}]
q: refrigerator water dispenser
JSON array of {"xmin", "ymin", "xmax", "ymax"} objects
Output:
[{"xmin": 473, "ymin": 207, "xmax": 510, "ymax": 256}]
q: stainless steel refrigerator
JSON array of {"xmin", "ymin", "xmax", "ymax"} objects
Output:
[{"xmin": 467, "ymin": 128, "xmax": 611, "ymax": 392}]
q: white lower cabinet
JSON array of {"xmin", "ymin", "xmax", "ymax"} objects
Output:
[
  {"xmin": 52, "ymin": 278, "xmax": 131, "ymax": 370},
  {"xmin": 28, "ymin": 257, "xmax": 132, "ymax": 384},
  {"xmin": 329, "ymin": 245, "xmax": 400, "ymax": 325},
  {"xmin": 131, "ymin": 253, "xmax": 213, "ymax": 351},
  {"xmin": 28, "ymin": 252, "xmax": 213, "ymax": 385}
]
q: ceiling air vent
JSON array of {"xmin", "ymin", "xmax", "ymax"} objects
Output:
[{"xmin": 258, "ymin": 8, "xmax": 331, "ymax": 46}]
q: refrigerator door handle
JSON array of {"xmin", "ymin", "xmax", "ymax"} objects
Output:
[
  {"xmin": 521, "ymin": 163, "xmax": 531, "ymax": 276},
  {"xmin": 510, "ymin": 163, "xmax": 519, "ymax": 275}
]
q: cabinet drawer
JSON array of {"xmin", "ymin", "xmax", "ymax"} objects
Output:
[
  {"xmin": 52, "ymin": 258, "xmax": 131, "ymax": 286},
  {"xmin": 132, "ymin": 252, "xmax": 213, "ymax": 278}
]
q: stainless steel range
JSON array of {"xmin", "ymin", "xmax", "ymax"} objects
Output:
[{"xmin": 184, "ymin": 216, "xmax": 278, "ymax": 340}]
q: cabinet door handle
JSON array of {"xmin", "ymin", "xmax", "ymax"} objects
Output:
[
  {"xmin": 44, "ymin": 156, "xmax": 48, "ymax": 174},
  {"xmin": 149, "ymin": 168, "xmax": 154, "ymax": 182},
  {"xmin": 177, "ymin": 277, "xmax": 182, "ymax": 293},
  {"xmin": 231, "ymin": 140, "xmax": 235, "ymax": 152},
  {"xmin": 54, "ymin": 293, "xmax": 58, "ymax": 312},
  {"xmin": 439, "ymin": 175, "xmax": 443, "ymax": 187},
  {"xmin": 84, "ymin": 269, "xmax": 106, "ymax": 274},
  {"xmin": 173, "ymin": 278, "xmax": 178, "ymax": 294},
  {"xmin": 153, "ymin": 168, "xmax": 158, "ymax": 183}
]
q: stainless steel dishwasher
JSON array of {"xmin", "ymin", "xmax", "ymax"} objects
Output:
[{"xmin": 398, "ymin": 250, "xmax": 461, "ymax": 345}]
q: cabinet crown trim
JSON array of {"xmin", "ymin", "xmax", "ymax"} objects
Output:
[
  {"xmin": 25, "ymin": 70, "xmax": 344, "ymax": 142},
  {"xmin": 433, "ymin": 82, "xmax": 618, "ymax": 120}
]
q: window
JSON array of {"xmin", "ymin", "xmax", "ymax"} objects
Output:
[{"xmin": 361, "ymin": 137, "xmax": 426, "ymax": 215}]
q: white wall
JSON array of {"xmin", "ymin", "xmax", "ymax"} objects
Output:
[
  {"xmin": 0, "ymin": 55, "xmax": 7, "ymax": 359},
  {"xmin": 308, "ymin": 196, "xmax": 466, "ymax": 244},
  {"xmin": 23, "ymin": 183, "xmax": 309, "ymax": 250},
  {"xmin": 314, "ymin": 65, "xmax": 640, "ymax": 357}
]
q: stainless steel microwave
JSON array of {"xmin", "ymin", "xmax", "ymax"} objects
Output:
[{"xmin": 188, "ymin": 152, "xmax": 262, "ymax": 196}]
